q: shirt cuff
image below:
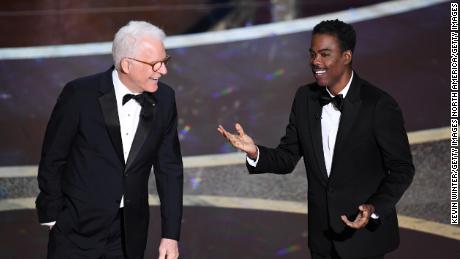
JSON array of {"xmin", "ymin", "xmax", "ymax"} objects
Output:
[
  {"xmin": 246, "ymin": 147, "xmax": 260, "ymax": 167},
  {"xmin": 370, "ymin": 213, "xmax": 379, "ymax": 219}
]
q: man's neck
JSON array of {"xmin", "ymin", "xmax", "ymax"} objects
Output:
[
  {"xmin": 116, "ymin": 69, "xmax": 141, "ymax": 94},
  {"xmin": 327, "ymin": 69, "xmax": 353, "ymax": 96}
]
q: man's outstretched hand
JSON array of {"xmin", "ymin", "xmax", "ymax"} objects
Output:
[{"xmin": 217, "ymin": 123, "xmax": 257, "ymax": 159}]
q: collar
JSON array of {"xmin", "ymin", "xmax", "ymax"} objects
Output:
[
  {"xmin": 325, "ymin": 71, "xmax": 353, "ymax": 98},
  {"xmin": 112, "ymin": 69, "xmax": 138, "ymax": 107}
]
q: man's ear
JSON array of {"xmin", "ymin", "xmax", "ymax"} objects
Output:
[
  {"xmin": 343, "ymin": 50, "xmax": 353, "ymax": 65},
  {"xmin": 120, "ymin": 58, "xmax": 131, "ymax": 74}
]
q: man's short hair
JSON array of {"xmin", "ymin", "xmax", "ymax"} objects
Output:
[
  {"xmin": 112, "ymin": 21, "xmax": 166, "ymax": 69},
  {"xmin": 313, "ymin": 19, "xmax": 356, "ymax": 53}
]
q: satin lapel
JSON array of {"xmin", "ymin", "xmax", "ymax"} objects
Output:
[
  {"xmin": 98, "ymin": 69, "xmax": 124, "ymax": 166},
  {"xmin": 125, "ymin": 101, "xmax": 157, "ymax": 171},
  {"xmin": 308, "ymin": 91, "xmax": 328, "ymax": 181},
  {"xmin": 330, "ymin": 75, "xmax": 362, "ymax": 177}
]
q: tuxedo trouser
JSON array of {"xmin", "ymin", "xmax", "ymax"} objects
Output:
[
  {"xmin": 311, "ymin": 246, "xmax": 384, "ymax": 259},
  {"xmin": 311, "ymin": 253, "xmax": 384, "ymax": 259},
  {"xmin": 47, "ymin": 209, "xmax": 142, "ymax": 259}
]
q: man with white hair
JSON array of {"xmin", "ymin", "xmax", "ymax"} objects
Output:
[{"xmin": 36, "ymin": 21, "xmax": 183, "ymax": 259}]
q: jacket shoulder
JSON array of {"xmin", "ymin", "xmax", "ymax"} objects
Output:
[
  {"xmin": 358, "ymin": 78, "xmax": 397, "ymax": 105},
  {"xmin": 156, "ymin": 82, "xmax": 176, "ymax": 100},
  {"xmin": 295, "ymin": 82, "xmax": 322, "ymax": 98},
  {"xmin": 66, "ymin": 71, "xmax": 106, "ymax": 90}
]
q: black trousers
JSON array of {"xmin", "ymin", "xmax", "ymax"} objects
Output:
[
  {"xmin": 311, "ymin": 253, "xmax": 383, "ymax": 259},
  {"xmin": 311, "ymin": 246, "xmax": 384, "ymax": 259},
  {"xmin": 47, "ymin": 209, "xmax": 141, "ymax": 259}
]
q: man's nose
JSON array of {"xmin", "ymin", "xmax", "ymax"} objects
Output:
[
  {"xmin": 158, "ymin": 63, "xmax": 168, "ymax": 75},
  {"xmin": 311, "ymin": 56, "xmax": 321, "ymax": 67}
]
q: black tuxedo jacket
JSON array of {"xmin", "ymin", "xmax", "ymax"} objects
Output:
[
  {"xmin": 36, "ymin": 68, "xmax": 183, "ymax": 258},
  {"xmin": 248, "ymin": 74, "xmax": 414, "ymax": 258}
]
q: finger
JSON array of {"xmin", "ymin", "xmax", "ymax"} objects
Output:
[
  {"xmin": 235, "ymin": 123, "xmax": 245, "ymax": 137},
  {"xmin": 165, "ymin": 249, "xmax": 179, "ymax": 259},
  {"xmin": 217, "ymin": 128, "xmax": 230, "ymax": 138},
  {"xmin": 359, "ymin": 205, "xmax": 370, "ymax": 219},
  {"xmin": 341, "ymin": 215, "xmax": 353, "ymax": 227},
  {"xmin": 218, "ymin": 126, "xmax": 232, "ymax": 140},
  {"xmin": 351, "ymin": 213, "xmax": 369, "ymax": 228},
  {"xmin": 355, "ymin": 215, "xmax": 367, "ymax": 227},
  {"xmin": 342, "ymin": 214, "xmax": 365, "ymax": 229},
  {"xmin": 361, "ymin": 209, "xmax": 370, "ymax": 219},
  {"xmin": 217, "ymin": 125, "xmax": 227, "ymax": 135},
  {"xmin": 169, "ymin": 251, "xmax": 179, "ymax": 259},
  {"xmin": 158, "ymin": 248, "xmax": 166, "ymax": 259}
]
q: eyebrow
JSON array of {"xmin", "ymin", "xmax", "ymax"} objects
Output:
[{"xmin": 309, "ymin": 48, "xmax": 332, "ymax": 52}]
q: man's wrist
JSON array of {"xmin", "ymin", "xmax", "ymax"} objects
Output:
[{"xmin": 247, "ymin": 151, "xmax": 257, "ymax": 159}]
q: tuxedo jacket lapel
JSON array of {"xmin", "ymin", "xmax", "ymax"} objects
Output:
[
  {"xmin": 125, "ymin": 98, "xmax": 157, "ymax": 171},
  {"xmin": 98, "ymin": 69, "xmax": 125, "ymax": 166},
  {"xmin": 330, "ymin": 74, "xmax": 362, "ymax": 177},
  {"xmin": 308, "ymin": 90, "xmax": 329, "ymax": 181}
]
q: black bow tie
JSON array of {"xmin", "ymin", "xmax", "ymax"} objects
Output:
[
  {"xmin": 122, "ymin": 92, "xmax": 155, "ymax": 107},
  {"xmin": 319, "ymin": 89, "xmax": 344, "ymax": 111}
]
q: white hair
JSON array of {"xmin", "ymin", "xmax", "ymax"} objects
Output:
[{"xmin": 112, "ymin": 21, "xmax": 166, "ymax": 69}]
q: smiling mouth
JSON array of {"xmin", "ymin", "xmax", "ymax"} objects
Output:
[{"xmin": 313, "ymin": 68, "xmax": 326, "ymax": 77}]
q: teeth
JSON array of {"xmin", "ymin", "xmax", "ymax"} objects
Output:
[{"xmin": 315, "ymin": 70, "xmax": 326, "ymax": 74}]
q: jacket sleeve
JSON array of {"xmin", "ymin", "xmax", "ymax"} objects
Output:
[
  {"xmin": 154, "ymin": 91, "xmax": 184, "ymax": 241},
  {"xmin": 367, "ymin": 93, "xmax": 415, "ymax": 217},
  {"xmin": 35, "ymin": 83, "xmax": 79, "ymax": 223}
]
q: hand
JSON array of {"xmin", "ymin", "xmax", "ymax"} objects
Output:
[
  {"xmin": 341, "ymin": 204, "xmax": 375, "ymax": 229},
  {"xmin": 217, "ymin": 123, "xmax": 257, "ymax": 159},
  {"xmin": 158, "ymin": 238, "xmax": 179, "ymax": 259}
]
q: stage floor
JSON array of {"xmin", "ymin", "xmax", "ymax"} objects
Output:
[{"xmin": 0, "ymin": 207, "xmax": 459, "ymax": 259}]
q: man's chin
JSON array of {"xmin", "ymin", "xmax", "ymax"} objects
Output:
[
  {"xmin": 315, "ymin": 80, "xmax": 328, "ymax": 87},
  {"xmin": 313, "ymin": 75, "xmax": 328, "ymax": 86},
  {"xmin": 145, "ymin": 84, "xmax": 159, "ymax": 93}
]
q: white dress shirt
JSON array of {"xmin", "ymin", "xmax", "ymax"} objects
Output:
[
  {"xmin": 112, "ymin": 69, "xmax": 142, "ymax": 208},
  {"xmin": 321, "ymin": 72, "xmax": 352, "ymax": 176}
]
